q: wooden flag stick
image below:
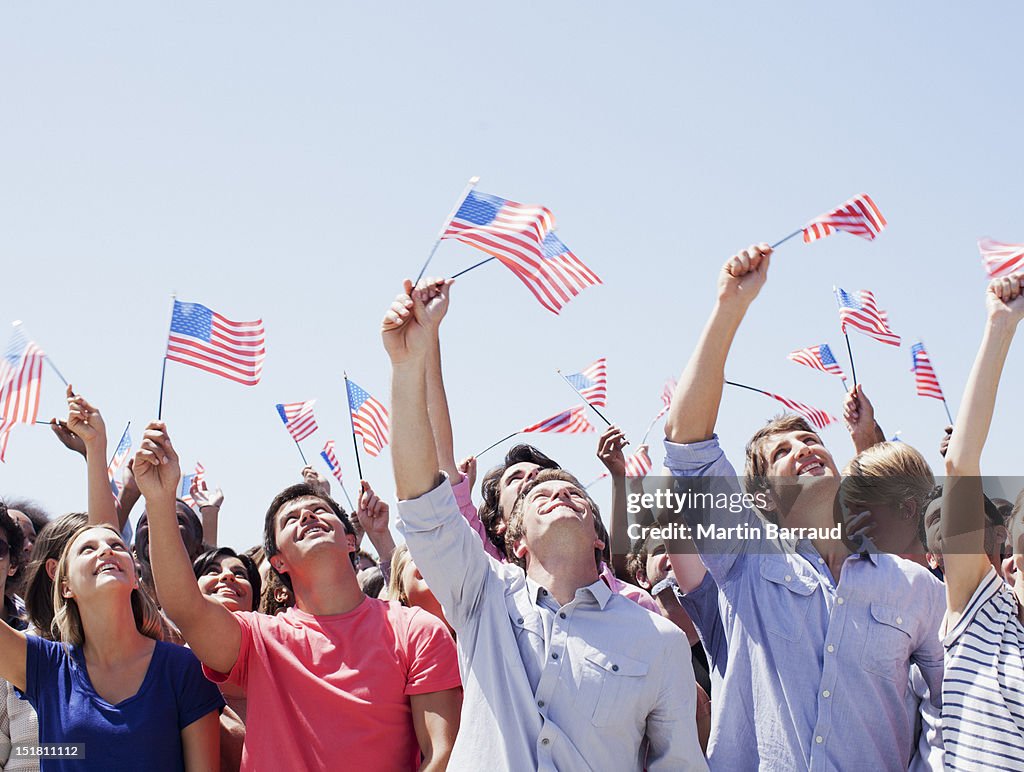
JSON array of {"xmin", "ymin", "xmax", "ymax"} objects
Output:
[
  {"xmin": 415, "ymin": 176, "xmax": 481, "ymax": 285},
  {"xmin": 557, "ymin": 370, "xmax": 612, "ymax": 426},
  {"xmin": 844, "ymin": 333, "xmax": 858, "ymax": 386},
  {"xmin": 343, "ymin": 373, "xmax": 364, "ymax": 480}
]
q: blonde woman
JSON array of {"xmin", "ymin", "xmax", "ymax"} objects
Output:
[{"xmin": 0, "ymin": 521, "xmax": 223, "ymax": 771}]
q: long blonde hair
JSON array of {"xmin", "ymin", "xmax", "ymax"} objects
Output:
[
  {"xmin": 51, "ymin": 524, "xmax": 164, "ymax": 646},
  {"xmin": 387, "ymin": 543, "xmax": 414, "ymax": 606}
]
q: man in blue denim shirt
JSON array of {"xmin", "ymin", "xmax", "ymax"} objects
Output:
[{"xmin": 663, "ymin": 243, "xmax": 945, "ymax": 771}]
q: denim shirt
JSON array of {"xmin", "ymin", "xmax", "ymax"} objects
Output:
[{"xmin": 665, "ymin": 436, "xmax": 945, "ymax": 771}]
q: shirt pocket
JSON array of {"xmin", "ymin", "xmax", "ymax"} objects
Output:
[
  {"xmin": 580, "ymin": 648, "xmax": 649, "ymax": 727},
  {"xmin": 862, "ymin": 602, "xmax": 914, "ymax": 681},
  {"xmin": 758, "ymin": 557, "xmax": 817, "ymax": 642}
]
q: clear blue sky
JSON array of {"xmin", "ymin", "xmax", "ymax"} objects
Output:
[{"xmin": 3, "ymin": 3, "xmax": 1023, "ymax": 550}]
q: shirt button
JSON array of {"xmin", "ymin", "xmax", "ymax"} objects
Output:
[
  {"xmin": 541, "ymin": 589, "xmax": 548, "ymax": 595},
  {"xmin": 541, "ymin": 738, "xmax": 550, "ymax": 746},
  {"xmin": 827, "ymin": 644, "xmax": 835, "ymax": 653},
  {"xmin": 559, "ymin": 612, "xmax": 566, "ymax": 619},
  {"xmin": 896, "ymin": 616, "xmax": 903, "ymax": 624},
  {"xmin": 538, "ymin": 700, "xmax": 545, "ymax": 707},
  {"xmin": 836, "ymin": 597, "xmax": 845, "ymax": 605},
  {"xmin": 822, "ymin": 690, "xmax": 831, "ymax": 698},
  {"xmin": 785, "ymin": 575, "xmax": 792, "ymax": 582},
  {"xmin": 816, "ymin": 736, "xmax": 823, "ymax": 744},
  {"xmin": 551, "ymin": 653, "xmax": 559, "ymax": 660},
  {"xmin": 517, "ymin": 618, "xmax": 524, "ymax": 624},
  {"xmin": 818, "ymin": 557, "xmax": 825, "ymax": 564},
  {"xmin": 612, "ymin": 664, "xmax": 619, "ymax": 672}
]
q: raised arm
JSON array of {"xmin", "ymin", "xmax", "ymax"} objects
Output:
[
  {"xmin": 190, "ymin": 480, "xmax": 224, "ymax": 548},
  {"xmin": 385, "ymin": 280, "xmax": 447, "ymax": 500},
  {"xmin": 943, "ymin": 274, "xmax": 1024, "ymax": 617},
  {"xmin": 65, "ymin": 386, "xmax": 119, "ymax": 529},
  {"xmin": 356, "ymin": 479, "xmax": 397, "ymax": 571},
  {"xmin": 843, "ymin": 384, "xmax": 886, "ymax": 454},
  {"xmin": 135, "ymin": 421, "xmax": 240, "ymax": 675},
  {"xmin": 596, "ymin": 425, "xmax": 631, "ymax": 575},
  {"xmin": 418, "ymin": 278, "xmax": 462, "ymax": 482},
  {"xmin": 665, "ymin": 244, "xmax": 771, "ymax": 444}
]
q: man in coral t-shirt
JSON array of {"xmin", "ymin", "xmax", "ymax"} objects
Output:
[{"xmin": 138, "ymin": 425, "xmax": 462, "ymax": 771}]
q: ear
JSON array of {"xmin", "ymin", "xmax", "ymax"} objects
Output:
[
  {"xmin": 495, "ymin": 521, "xmax": 507, "ymax": 536},
  {"xmin": 902, "ymin": 500, "xmax": 919, "ymax": 520},
  {"xmin": 61, "ymin": 581, "xmax": 74, "ymax": 599},
  {"xmin": 636, "ymin": 568, "xmax": 650, "ymax": 591},
  {"xmin": 593, "ymin": 536, "xmax": 606, "ymax": 553},
  {"xmin": 270, "ymin": 555, "xmax": 287, "ymax": 575},
  {"xmin": 45, "ymin": 558, "xmax": 58, "ymax": 581},
  {"xmin": 512, "ymin": 537, "xmax": 528, "ymax": 560}
]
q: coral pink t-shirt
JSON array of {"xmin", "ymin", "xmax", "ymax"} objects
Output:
[{"xmin": 204, "ymin": 597, "xmax": 461, "ymax": 772}]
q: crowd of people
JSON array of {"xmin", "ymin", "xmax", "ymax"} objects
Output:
[{"xmin": 0, "ymin": 247, "xmax": 1022, "ymax": 771}]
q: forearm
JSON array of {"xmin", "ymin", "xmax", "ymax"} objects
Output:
[
  {"xmin": 666, "ymin": 301, "xmax": 747, "ymax": 444},
  {"xmin": 117, "ymin": 487, "xmax": 141, "ymax": 531},
  {"xmin": 425, "ymin": 336, "xmax": 459, "ymax": 479},
  {"xmin": 366, "ymin": 529, "xmax": 397, "ymax": 571},
  {"xmin": 200, "ymin": 506, "xmax": 219, "ymax": 547},
  {"xmin": 147, "ymin": 494, "xmax": 209, "ymax": 627},
  {"xmin": 607, "ymin": 474, "xmax": 630, "ymax": 574},
  {"xmin": 391, "ymin": 359, "xmax": 441, "ymax": 500},
  {"xmin": 85, "ymin": 439, "xmax": 118, "ymax": 528},
  {"xmin": 850, "ymin": 420, "xmax": 885, "ymax": 454}
]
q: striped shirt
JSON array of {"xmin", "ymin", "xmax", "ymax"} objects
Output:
[{"xmin": 942, "ymin": 567, "xmax": 1024, "ymax": 770}]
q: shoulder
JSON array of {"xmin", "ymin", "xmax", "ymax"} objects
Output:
[
  {"xmin": 875, "ymin": 554, "xmax": 944, "ymax": 593},
  {"xmin": 381, "ymin": 599, "xmax": 446, "ymax": 638}
]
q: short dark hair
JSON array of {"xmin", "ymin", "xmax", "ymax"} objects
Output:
[
  {"xmin": 262, "ymin": 483, "xmax": 354, "ymax": 591},
  {"xmin": 0, "ymin": 503, "xmax": 27, "ymax": 609},
  {"xmin": 192, "ymin": 547, "xmax": 262, "ymax": 612},
  {"xmin": 478, "ymin": 444, "xmax": 560, "ymax": 556}
]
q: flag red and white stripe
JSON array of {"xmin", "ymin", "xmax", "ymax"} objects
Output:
[
  {"xmin": 0, "ymin": 329, "xmax": 45, "ymax": 428},
  {"xmin": 911, "ymin": 342, "xmax": 945, "ymax": 401},
  {"xmin": 166, "ymin": 300, "xmax": 266, "ymax": 386},
  {"xmin": 767, "ymin": 393, "xmax": 837, "ymax": 430},
  {"xmin": 654, "ymin": 377, "xmax": 678, "ymax": 421},
  {"xmin": 624, "ymin": 446, "xmax": 653, "ymax": 477},
  {"xmin": 564, "ymin": 357, "xmax": 608, "ymax": 407},
  {"xmin": 836, "ymin": 288, "xmax": 901, "ymax": 347},
  {"xmin": 346, "ymin": 380, "xmax": 390, "ymax": 457},
  {"xmin": 803, "ymin": 193, "xmax": 887, "ymax": 243},
  {"xmin": 321, "ymin": 440, "xmax": 345, "ymax": 482},
  {"xmin": 522, "ymin": 405, "xmax": 595, "ymax": 434},
  {"xmin": 277, "ymin": 400, "xmax": 318, "ymax": 442},
  {"xmin": 787, "ymin": 344, "xmax": 845, "ymax": 378},
  {"xmin": 978, "ymin": 238, "xmax": 1024, "ymax": 279}
]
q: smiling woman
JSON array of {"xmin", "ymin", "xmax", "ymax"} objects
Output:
[
  {"xmin": 192, "ymin": 548, "xmax": 261, "ymax": 615},
  {"xmin": 0, "ymin": 522, "xmax": 225, "ymax": 771}
]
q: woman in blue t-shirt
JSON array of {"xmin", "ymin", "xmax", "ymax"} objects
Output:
[{"xmin": 0, "ymin": 523, "xmax": 223, "ymax": 771}]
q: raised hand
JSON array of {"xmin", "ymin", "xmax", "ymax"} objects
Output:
[
  {"xmin": 596, "ymin": 425, "xmax": 629, "ymax": 477},
  {"xmin": 191, "ymin": 479, "xmax": 224, "ymax": 510},
  {"xmin": 64, "ymin": 385, "xmax": 107, "ymax": 454},
  {"xmin": 414, "ymin": 276, "xmax": 454, "ymax": 332},
  {"xmin": 457, "ymin": 455, "xmax": 478, "ymax": 490},
  {"xmin": 986, "ymin": 272, "xmax": 1024, "ymax": 325},
  {"xmin": 301, "ymin": 465, "xmax": 331, "ymax": 496},
  {"xmin": 356, "ymin": 479, "xmax": 390, "ymax": 538},
  {"xmin": 133, "ymin": 421, "xmax": 181, "ymax": 502},
  {"xmin": 49, "ymin": 418, "xmax": 87, "ymax": 458},
  {"xmin": 381, "ymin": 279, "xmax": 436, "ymax": 364},
  {"xmin": 717, "ymin": 243, "xmax": 772, "ymax": 309}
]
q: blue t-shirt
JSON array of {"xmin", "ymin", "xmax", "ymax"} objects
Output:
[{"xmin": 20, "ymin": 635, "xmax": 224, "ymax": 771}]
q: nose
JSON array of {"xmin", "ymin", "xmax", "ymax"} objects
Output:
[
  {"xmin": 220, "ymin": 569, "xmax": 238, "ymax": 584},
  {"xmin": 299, "ymin": 507, "xmax": 318, "ymax": 524},
  {"xmin": 524, "ymin": 467, "xmax": 541, "ymax": 485},
  {"xmin": 792, "ymin": 440, "xmax": 812, "ymax": 459}
]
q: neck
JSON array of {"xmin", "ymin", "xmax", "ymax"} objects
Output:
[
  {"xmin": 525, "ymin": 550, "xmax": 599, "ymax": 606},
  {"xmin": 291, "ymin": 554, "xmax": 364, "ymax": 616},
  {"xmin": 78, "ymin": 594, "xmax": 151, "ymax": 665}
]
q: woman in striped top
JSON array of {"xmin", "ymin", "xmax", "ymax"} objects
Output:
[{"xmin": 941, "ymin": 272, "xmax": 1024, "ymax": 771}]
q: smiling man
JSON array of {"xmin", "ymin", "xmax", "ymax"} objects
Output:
[
  {"xmin": 384, "ymin": 279, "xmax": 707, "ymax": 772},
  {"xmin": 663, "ymin": 244, "xmax": 945, "ymax": 770},
  {"xmin": 137, "ymin": 421, "xmax": 462, "ymax": 772}
]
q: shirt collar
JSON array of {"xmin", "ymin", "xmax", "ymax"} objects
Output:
[{"xmin": 525, "ymin": 576, "xmax": 614, "ymax": 610}]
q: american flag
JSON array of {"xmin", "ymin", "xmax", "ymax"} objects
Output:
[
  {"xmin": 107, "ymin": 424, "xmax": 132, "ymax": 498},
  {"xmin": 910, "ymin": 342, "xmax": 945, "ymax": 401},
  {"xmin": 166, "ymin": 300, "xmax": 266, "ymax": 386},
  {"xmin": 0, "ymin": 420, "xmax": 12, "ymax": 464},
  {"xmin": 320, "ymin": 440, "xmax": 344, "ymax": 483},
  {"xmin": 767, "ymin": 392, "xmax": 837, "ymax": 430},
  {"xmin": 179, "ymin": 462, "xmax": 206, "ymax": 509},
  {"xmin": 522, "ymin": 405, "xmax": 595, "ymax": 434},
  {"xmin": 442, "ymin": 190, "xmax": 601, "ymax": 314},
  {"xmin": 276, "ymin": 400, "xmax": 318, "ymax": 443},
  {"xmin": 564, "ymin": 357, "xmax": 607, "ymax": 407},
  {"xmin": 654, "ymin": 377, "xmax": 678, "ymax": 421},
  {"xmin": 346, "ymin": 379, "xmax": 389, "ymax": 457},
  {"xmin": 802, "ymin": 193, "xmax": 887, "ymax": 243},
  {"xmin": 978, "ymin": 238, "xmax": 1024, "ymax": 279},
  {"xmin": 0, "ymin": 325, "xmax": 45, "ymax": 427},
  {"xmin": 788, "ymin": 344, "xmax": 845, "ymax": 378},
  {"xmin": 624, "ymin": 446, "xmax": 653, "ymax": 477},
  {"xmin": 835, "ymin": 288, "xmax": 901, "ymax": 347}
]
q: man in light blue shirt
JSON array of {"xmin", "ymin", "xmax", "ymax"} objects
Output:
[
  {"xmin": 662, "ymin": 243, "xmax": 945, "ymax": 771},
  {"xmin": 384, "ymin": 278, "xmax": 708, "ymax": 772}
]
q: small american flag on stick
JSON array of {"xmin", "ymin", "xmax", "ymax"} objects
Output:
[
  {"xmin": 320, "ymin": 440, "xmax": 345, "ymax": 483},
  {"xmin": 277, "ymin": 400, "xmax": 318, "ymax": 442},
  {"xmin": 563, "ymin": 358, "xmax": 607, "ymax": 408},
  {"xmin": 978, "ymin": 238, "xmax": 1024, "ymax": 278},
  {"xmin": 788, "ymin": 344, "xmax": 845, "ymax": 379},
  {"xmin": 522, "ymin": 405, "xmax": 594, "ymax": 434},
  {"xmin": 835, "ymin": 288, "xmax": 901, "ymax": 347},
  {"xmin": 803, "ymin": 193, "xmax": 887, "ymax": 243},
  {"xmin": 910, "ymin": 342, "xmax": 945, "ymax": 401},
  {"xmin": 346, "ymin": 379, "xmax": 389, "ymax": 457},
  {"xmin": 166, "ymin": 300, "xmax": 265, "ymax": 386}
]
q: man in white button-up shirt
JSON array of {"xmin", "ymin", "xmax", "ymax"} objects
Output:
[{"xmin": 383, "ymin": 278, "xmax": 707, "ymax": 772}]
